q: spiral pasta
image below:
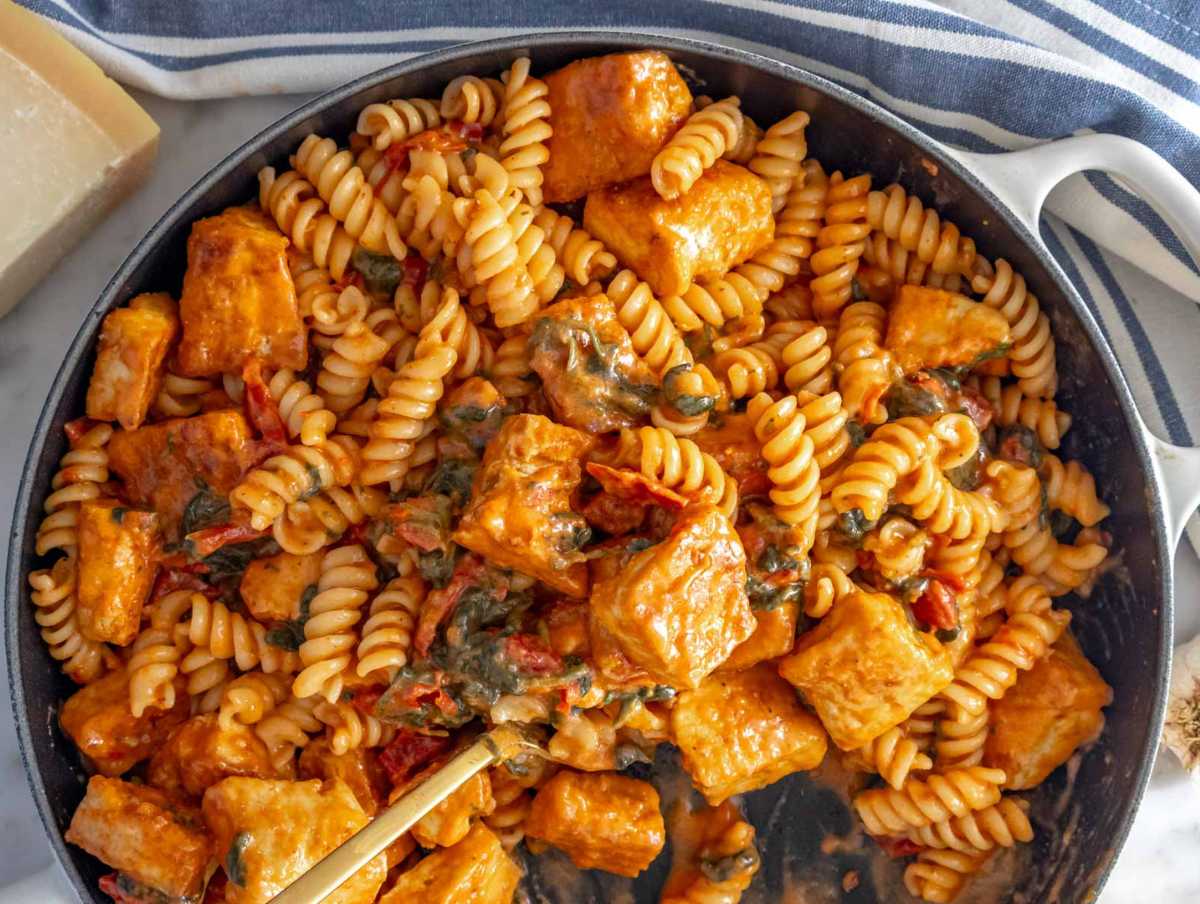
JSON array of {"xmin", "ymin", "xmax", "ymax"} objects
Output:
[
  {"xmin": 154, "ymin": 371, "xmax": 214, "ymax": 419},
  {"xmin": 316, "ymin": 320, "xmax": 392, "ymax": 414},
  {"xmin": 855, "ymin": 726, "xmax": 933, "ymax": 790},
  {"xmin": 506, "ymin": 198, "xmax": 565, "ymax": 303},
  {"xmin": 258, "ymin": 166, "xmax": 358, "ymax": 281},
  {"xmin": 498, "ymin": 58, "xmax": 552, "ymax": 206},
  {"xmin": 186, "ymin": 596, "xmax": 301, "ymax": 674},
  {"xmin": 463, "ymin": 188, "xmax": 538, "ymax": 328},
  {"xmin": 662, "ymin": 272, "xmax": 764, "ymax": 333},
  {"xmin": 904, "ymin": 848, "xmax": 990, "ymax": 903},
  {"xmin": 867, "ymin": 183, "xmax": 977, "ymax": 277},
  {"xmin": 179, "ymin": 646, "xmax": 232, "ymax": 714},
  {"xmin": 127, "ymin": 590, "xmax": 196, "ymax": 716},
  {"xmin": 712, "ymin": 322, "xmax": 802, "ymax": 400},
  {"xmin": 292, "ymin": 134, "xmax": 408, "ymax": 260},
  {"xmin": 975, "ymin": 377, "xmax": 1070, "ymax": 449},
  {"xmin": 747, "ymin": 393, "xmax": 820, "ymax": 555},
  {"xmin": 356, "ymin": 575, "xmax": 424, "ymax": 681},
  {"xmin": 938, "ymin": 608, "xmax": 1071, "ymax": 721},
  {"xmin": 765, "ymin": 282, "xmax": 814, "ymax": 323},
  {"xmin": 314, "ymin": 700, "xmax": 395, "ymax": 755},
  {"xmin": 863, "ymin": 517, "xmax": 929, "ymax": 583},
  {"xmin": 833, "ymin": 301, "xmax": 897, "ymax": 424},
  {"xmin": 353, "ymin": 145, "xmax": 408, "ymax": 213},
  {"xmin": 355, "ymin": 96, "xmax": 441, "ymax": 151},
  {"xmin": 533, "ymin": 208, "xmax": 617, "ymax": 286},
  {"xmin": 440, "ymin": 75, "xmax": 504, "ymax": 125},
  {"xmin": 896, "ymin": 459, "xmax": 1005, "ymax": 540},
  {"xmin": 361, "ymin": 300, "xmax": 459, "ymax": 486},
  {"xmin": 273, "ymin": 484, "xmax": 386, "ymax": 555},
  {"xmin": 267, "ymin": 369, "xmax": 336, "ymax": 446},
  {"xmin": 35, "ymin": 422, "xmax": 112, "ymax": 559},
  {"xmin": 934, "ymin": 705, "xmax": 990, "ymax": 770},
  {"xmin": 293, "ymin": 544, "xmax": 380, "ymax": 702},
  {"xmin": 734, "ymin": 173, "xmax": 819, "ymax": 298},
  {"xmin": 218, "ymin": 671, "xmax": 291, "ymax": 731},
  {"xmin": 781, "ymin": 322, "xmax": 834, "ymax": 394},
  {"xmin": 910, "ymin": 798, "xmax": 1033, "ymax": 855},
  {"xmin": 652, "ymin": 96, "xmax": 743, "ymax": 200},
  {"xmin": 489, "ymin": 333, "xmax": 536, "ymax": 400},
  {"xmin": 485, "ymin": 765, "xmax": 538, "ymax": 851},
  {"xmin": 1040, "ymin": 454, "xmax": 1110, "ymax": 527},
  {"xmin": 614, "ymin": 427, "xmax": 738, "ymax": 519},
  {"xmin": 255, "ymin": 692, "xmax": 323, "ymax": 771},
  {"xmin": 231, "ymin": 437, "xmax": 360, "ymax": 530},
  {"xmin": 607, "ymin": 270, "xmax": 691, "ymax": 377},
  {"xmin": 747, "ymin": 110, "xmax": 809, "ymax": 212},
  {"xmin": 28, "ymin": 558, "xmax": 108, "ymax": 685},
  {"xmin": 971, "ymin": 257, "xmax": 1057, "ymax": 398},
  {"xmin": 832, "ymin": 417, "xmax": 938, "ymax": 522},
  {"xmin": 853, "ymin": 766, "xmax": 1007, "ymax": 835},
  {"xmin": 811, "ymin": 171, "xmax": 872, "ymax": 325}
]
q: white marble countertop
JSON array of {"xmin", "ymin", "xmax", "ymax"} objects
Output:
[{"xmin": 1, "ymin": 89, "xmax": 1198, "ymax": 900}]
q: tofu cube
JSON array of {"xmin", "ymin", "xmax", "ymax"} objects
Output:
[
  {"xmin": 298, "ymin": 739, "xmax": 389, "ymax": 817},
  {"xmin": 525, "ymin": 771, "xmax": 665, "ymax": 877},
  {"xmin": 60, "ymin": 669, "xmax": 189, "ymax": 776},
  {"xmin": 984, "ymin": 632, "xmax": 1112, "ymax": 789},
  {"xmin": 528, "ymin": 293, "xmax": 659, "ymax": 433},
  {"xmin": 393, "ymin": 769, "xmax": 494, "ymax": 848},
  {"xmin": 86, "ymin": 293, "xmax": 179, "ymax": 430},
  {"xmin": 177, "ymin": 206, "xmax": 306, "ymax": 377},
  {"xmin": 148, "ymin": 714, "xmax": 279, "ymax": 800},
  {"xmin": 884, "ymin": 284, "xmax": 1011, "ymax": 374},
  {"xmin": 239, "ymin": 551, "xmax": 323, "ymax": 623},
  {"xmin": 584, "ymin": 160, "xmax": 774, "ymax": 297},
  {"xmin": 452, "ymin": 414, "xmax": 594, "ymax": 597},
  {"xmin": 720, "ymin": 602, "xmax": 801, "ymax": 672},
  {"xmin": 108, "ymin": 409, "xmax": 259, "ymax": 541},
  {"xmin": 65, "ymin": 776, "xmax": 211, "ymax": 899},
  {"xmin": 202, "ymin": 777, "xmax": 386, "ymax": 904},
  {"xmin": 778, "ymin": 590, "xmax": 954, "ymax": 750},
  {"xmin": 542, "ymin": 51, "xmax": 692, "ymax": 202},
  {"xmin": 379, "ymin": 823, "xmax": 521, "ymax": 904},
  {"xmin": 672, "ymin": 665, "xmax": 827, "ymax": 804},
  {"xmin": 590, "ymin": 504, "xmax": 755, "ymax": 689},
  {"xmin": 75, "ymin": 499, "xmax": 159, "ymax": 645}
]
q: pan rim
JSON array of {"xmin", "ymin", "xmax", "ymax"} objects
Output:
[{"xmin": 4, "ymin": 30, "xmax": 1173, "ymax": 903}]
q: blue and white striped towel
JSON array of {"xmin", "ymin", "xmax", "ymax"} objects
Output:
[{"xmin": 17, "ymin": 0, "xmax": 1200, "ymax": 544}]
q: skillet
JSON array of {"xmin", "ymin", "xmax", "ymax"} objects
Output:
[{"xmin": 8, "ymin": 31, "xmax": 1200, "ymax": 903}]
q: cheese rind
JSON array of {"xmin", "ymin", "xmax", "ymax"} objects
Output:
[{"xmin": 0, "ymin": 1, "xmax": 159, "ymax": 318}]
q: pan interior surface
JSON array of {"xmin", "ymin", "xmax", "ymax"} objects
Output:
[{"xmin": 5, "ymin": 33, "xmax": 1169, "ymax": 904}]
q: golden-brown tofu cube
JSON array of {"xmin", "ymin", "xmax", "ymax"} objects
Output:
[
  {"xmin": 298, "ymin": 738, "xmax": 389, "ymax": 816},
  {"xmin": 379, "ymin": 823, "xmax": 521, "ymax": 904},
  {"xmin": 60, "ymin": 669, "xmax": 189, "ymax": 776},
  {"xmin": 778, "ymin": 590, "xmax": 954, "ymax": 750},
  {"xmin": 202, "ymin": 777, "xmax": 386, "ymax": 904},
  {"xmin": 66, "ymin": 776, "xmax": 211, "ymax": 899},
  {"xmin": 86, "ymin": 293, "xmax": 179, "ymax": 430},
  {"xmin": 75, "ymin": 499, "xmax": 158, "ymax": 646},
  {"xmin": 239, "ymin": 551, "xmax": 323, "ymax": 623},
  {"xmin": 672, "ymin": 665, "xmax": 827, "ymax": 804},
  {"xmin": 590, "ymin": 505, "xmax": 755, "ymax": 689},
  {"xmin": 525, "ymin": 771, "xmax": 665, "ymax": 877},
  {"xmin": 584, "ymin": 161, "xmax": 774, "ymax": 297},
  {"xmin": 721, "ymin": 601, "xmax": 801, "ymax": 672},
  {"xmin": 177, "ymin": 206, "xmax": 306, "ymax": 377},
  {"xmin": 984, "ymin": 632, "xmax": 1112, "ymax": 790},
  {"xmin": 884, "ymin": 284, "xmax": 1010, "ymax": 374},
  {"xmin": 543, "ymin": 51, "xmax": 692, "ymax": 203},
  {"xmin": 108, "ymin": 409, "xmax": 259, "ymax": 541},
  {"xmin": 393, "ymin": 770, "xmax": 494, "ymax": 848},
  {"xmin": 528, "ymin": 293, "xmax": 659, "ymax": 433},
  {"xmin": 148, "ymin": 714, "xmax": 279, "ymax": 800},
  {"xmin": 453, "ymin": 414, "xmax": 594, "ymax": 597}
]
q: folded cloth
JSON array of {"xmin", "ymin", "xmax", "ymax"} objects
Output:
[{"xmin": 17, "ymin": 0, "xmax": 1200, "ymax": 546}]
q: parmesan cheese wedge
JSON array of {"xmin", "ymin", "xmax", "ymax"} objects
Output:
[{"xmin": 0, "ymin": 1, "xmax": 159, "ymax": 318}]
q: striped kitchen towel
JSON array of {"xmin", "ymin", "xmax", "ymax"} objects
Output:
[{"xmin": 16, "ymin": 0, "xmax": 1200, "ymax": 543}]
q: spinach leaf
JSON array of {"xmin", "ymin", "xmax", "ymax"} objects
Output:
[
  {"xmin": 265, "ymin": 584, "xmax": 318, "ymax": 650},
  {"xmin": 180, "ymin": 481, "xmax": 230, "ymax": 536},
  {"xmin": 351, "ymin": 248, "xmax": 404, "ymax": 295},
  {"xmin": 225, "ymin": 832, "xmax": 251, "ymax": 887}
]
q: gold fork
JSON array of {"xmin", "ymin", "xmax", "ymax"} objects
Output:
[{"xmin": 268, "ymin": 724, "xmax": 538, "ymax": 903}]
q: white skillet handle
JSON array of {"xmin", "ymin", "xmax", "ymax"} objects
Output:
[{"xmin": 949, "ymin": 133, "xmax": 1200, "ymax": 551}]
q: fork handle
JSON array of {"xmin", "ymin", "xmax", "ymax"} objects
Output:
[{"xmin": 268, "ymin": 733, "xmax": 502, "ymax": 904}]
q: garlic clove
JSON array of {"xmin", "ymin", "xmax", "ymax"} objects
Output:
[{"xmin": 1163, "ymin": 632, "xmax": 1200, "ymax": 779}]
